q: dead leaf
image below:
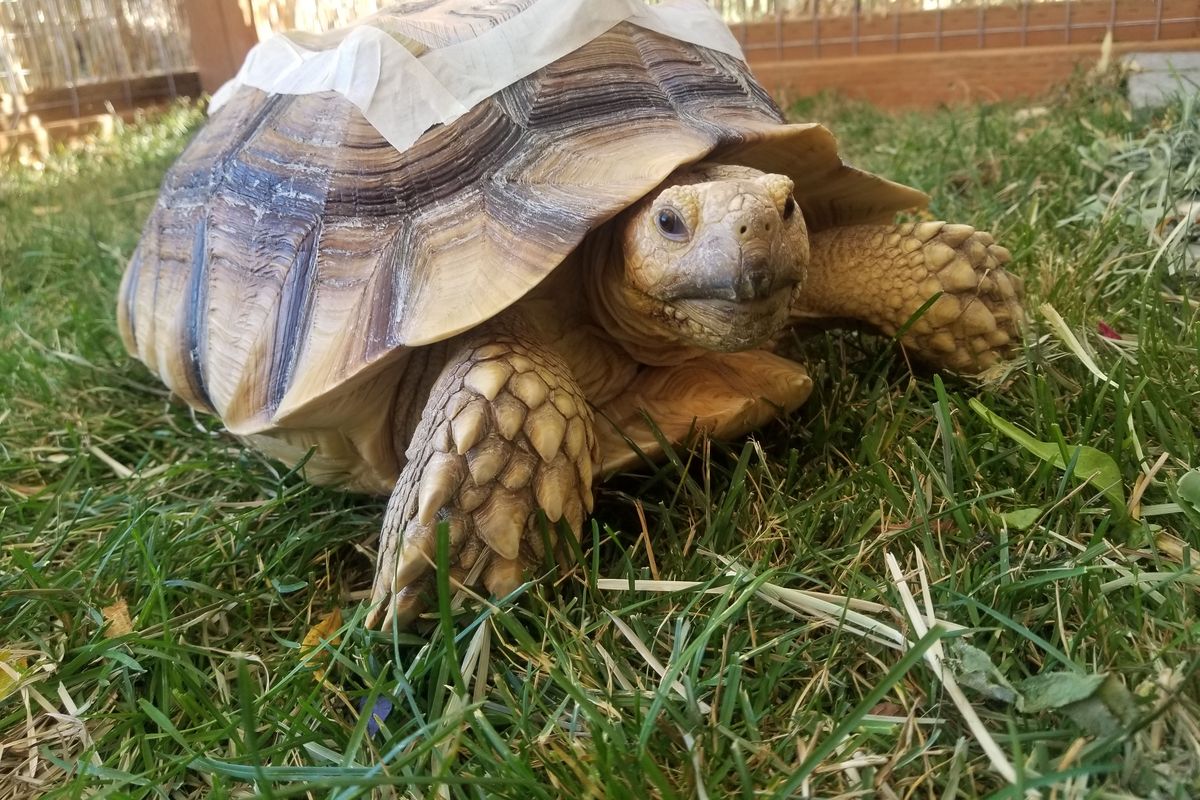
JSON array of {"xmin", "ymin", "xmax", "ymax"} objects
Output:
[
  {"xmin": 301, "ymin": 608, "xmax": 342, "ymax": 681},
  {"xmin": 102, "ymin": 599, "xmax": 134, "ymax": 638},
  {"xmin": 1154, "ymin": 532, "xmax": 1199, "ymax": 572},
  {"xmin": 1, "ymin": 483, "xmax": 47, "ymax": 498},
  {"xmin": 949, "ymin": 641, "xmax": 1019, "ymax": 704}
]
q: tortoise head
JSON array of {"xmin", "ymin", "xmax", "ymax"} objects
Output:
[{"xmin": 603, "ymin": 164, "xmax": 809, "ymax": 353}]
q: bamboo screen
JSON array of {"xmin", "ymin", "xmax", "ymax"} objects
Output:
[
  {"xmin": 248, "ymin": 0, "xmax": 384, "ymax": 38},
  {"xmin": 0, "ymin": 0, "xmax": 193, "ymax": 95}
]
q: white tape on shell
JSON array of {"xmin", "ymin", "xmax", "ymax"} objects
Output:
[{"xmin": 209, "ymin": 0, "xmax": 744, "ymax": 154}]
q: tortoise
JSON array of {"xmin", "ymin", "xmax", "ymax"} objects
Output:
[{"xmin": 117, "ymin": 1, "xmax": 1024, "ymax": 629}]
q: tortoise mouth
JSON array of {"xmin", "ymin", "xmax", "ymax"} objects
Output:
[
  {"xmin": 655, "ymin": 287, "xmax": 793, "ymax": 351},
  {"xmin": 662, "ymin": 271, "xmax": 801, "ymax": 304},
  {"xmin": 674, "ymin": 293, "xmax": 788, "ymax": 315}
]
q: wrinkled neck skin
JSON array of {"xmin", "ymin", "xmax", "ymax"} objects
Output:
[{"xmin": 582, "ymin": 229, "xmax": 708, "ymax": 367}]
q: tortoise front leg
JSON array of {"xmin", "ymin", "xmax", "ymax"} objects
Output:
[
  {"xmin": 367, "ymin": 315, "xmax": 597, "ymax": 629},
  {"xmin": 791, "ymin": 222, "xmax": 1024, "ymax": 372},
  {"xmin": 594, "ymin": 350, "xmax": 813, "ymax": 476}
]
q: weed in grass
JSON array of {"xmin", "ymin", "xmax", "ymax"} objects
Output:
[{"xmin": 1, "ymin": 85, "xmax": 1198, "ymax": 798}]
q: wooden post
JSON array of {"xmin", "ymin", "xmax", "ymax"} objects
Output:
[{"xmin": 182, "ymin": 0, "xmax": 260, "ymax": 94}]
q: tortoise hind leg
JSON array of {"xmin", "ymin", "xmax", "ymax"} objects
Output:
[
  {"xmin": 367, "ymin": 315, "xmax": 597, "ymax": 629},
  {"xmin": 791, "ymin": 222, "xmax": 1024, "ymax": 373},
  {"xmin": 594, "ymin": 350, "xmax": 813, "ymax": 476}
]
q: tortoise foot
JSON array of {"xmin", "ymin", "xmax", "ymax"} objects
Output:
[
  {"xmin": 796, "ymin": 222, "xmax": 1025, "ymax": 374},
  {"xmin": 891, "ymin": 223, "xmax": 1024, "ymax": 372},
  {"xmin": 367, "ymin": 322, "xmax": 596, "ymax": 630}
]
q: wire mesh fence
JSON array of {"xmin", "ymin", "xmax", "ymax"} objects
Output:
[{"xmin": 719, "ymin": 1, "xmax": 1197, "ymax": 60}]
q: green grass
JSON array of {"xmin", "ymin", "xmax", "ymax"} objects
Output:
[{"xmin": 2, "ymin": 77, "xmax": 1198, "ymax": 798}]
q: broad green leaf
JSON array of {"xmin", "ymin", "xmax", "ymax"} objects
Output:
[
  {"xmin": 970, "ymin": 399, "xmax": 1126, "ymax": 515},
  {"xmin": 999, "ymin": 506, "xmax": 1044, "ymax": 530},
  {"xmin": 1016, "ymin": 671, "xmax": 1136, "ymax": 736},
  {"xmin": 0, "ymin": 651, "xmax": 27, "ymax": 700},
  {"xmin": 1175, "ymin": 468, "xmax": 1200, "ymax": 525},
  {"xmin": 271, "ymin": 577, "xmax": 308, "ymax": 594},
  {"xmin": 1018, "ymin": 671, "xmax": 1107, "ymax": 711},
  {"xmin": 1177, "ymin": 469, "xmax": 1200, "ymax": 506}
]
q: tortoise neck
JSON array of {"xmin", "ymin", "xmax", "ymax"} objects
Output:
[{"xmin": 582, "ymin": 228, "xmax": 704, "ymax": 368}]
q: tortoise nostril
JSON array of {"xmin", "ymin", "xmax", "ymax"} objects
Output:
[{"xmin": 739, "ymin": 225, "xmax": 748, "ymax": 235}]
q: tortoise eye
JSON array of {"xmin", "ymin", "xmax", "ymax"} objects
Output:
[
  {"xmin": 783, "ymin": 195, "xmax": 797, "ymax": 221},
  {"xmin": 655, "ymin": 208, "xmax": 688, "ymax": 241}
]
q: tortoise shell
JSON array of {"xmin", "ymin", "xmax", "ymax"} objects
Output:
[{"xmin": 117, "ymin": 3, "xmax": 927, "ymax": 440}]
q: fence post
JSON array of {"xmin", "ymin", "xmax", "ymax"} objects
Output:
[
  {"xmin": 183, "ymin": 0, "xmax": 260, "ymax": 94},
  {"xmin": 936, "ymin": 0, "xmax": 943, "ymax": 52},
  {"xmin": 739, "ymin": 0, "xmax": 748, "ymax": 51},
  {"xmin": 852, "ymin": 0, "xmax": 860, "ymax": 57},
  {"xmin": 775, "ymin": 0, "xmax": 783, "ymax": 60},
  {"xmin": 812, "ymin": 0, "xmax": 820, "ymax": 58}
]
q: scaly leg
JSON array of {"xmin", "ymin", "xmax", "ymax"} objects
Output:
[
  {"xmin": 792, "ymin": 222, "xmax": 1024, "ymax": 372},
  {"xmin": 367, "ymin": 314, "xmax": 597, "ymax": 629}
]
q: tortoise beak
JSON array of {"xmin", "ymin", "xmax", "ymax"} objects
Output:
[{"xmin": 734, "ymin": 247, "xmax": 777, "ymax": 301}]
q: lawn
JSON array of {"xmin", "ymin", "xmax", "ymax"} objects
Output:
[{"xmin": 1, "ymin": 75, "xmax": 1198, "ymax": 798}]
